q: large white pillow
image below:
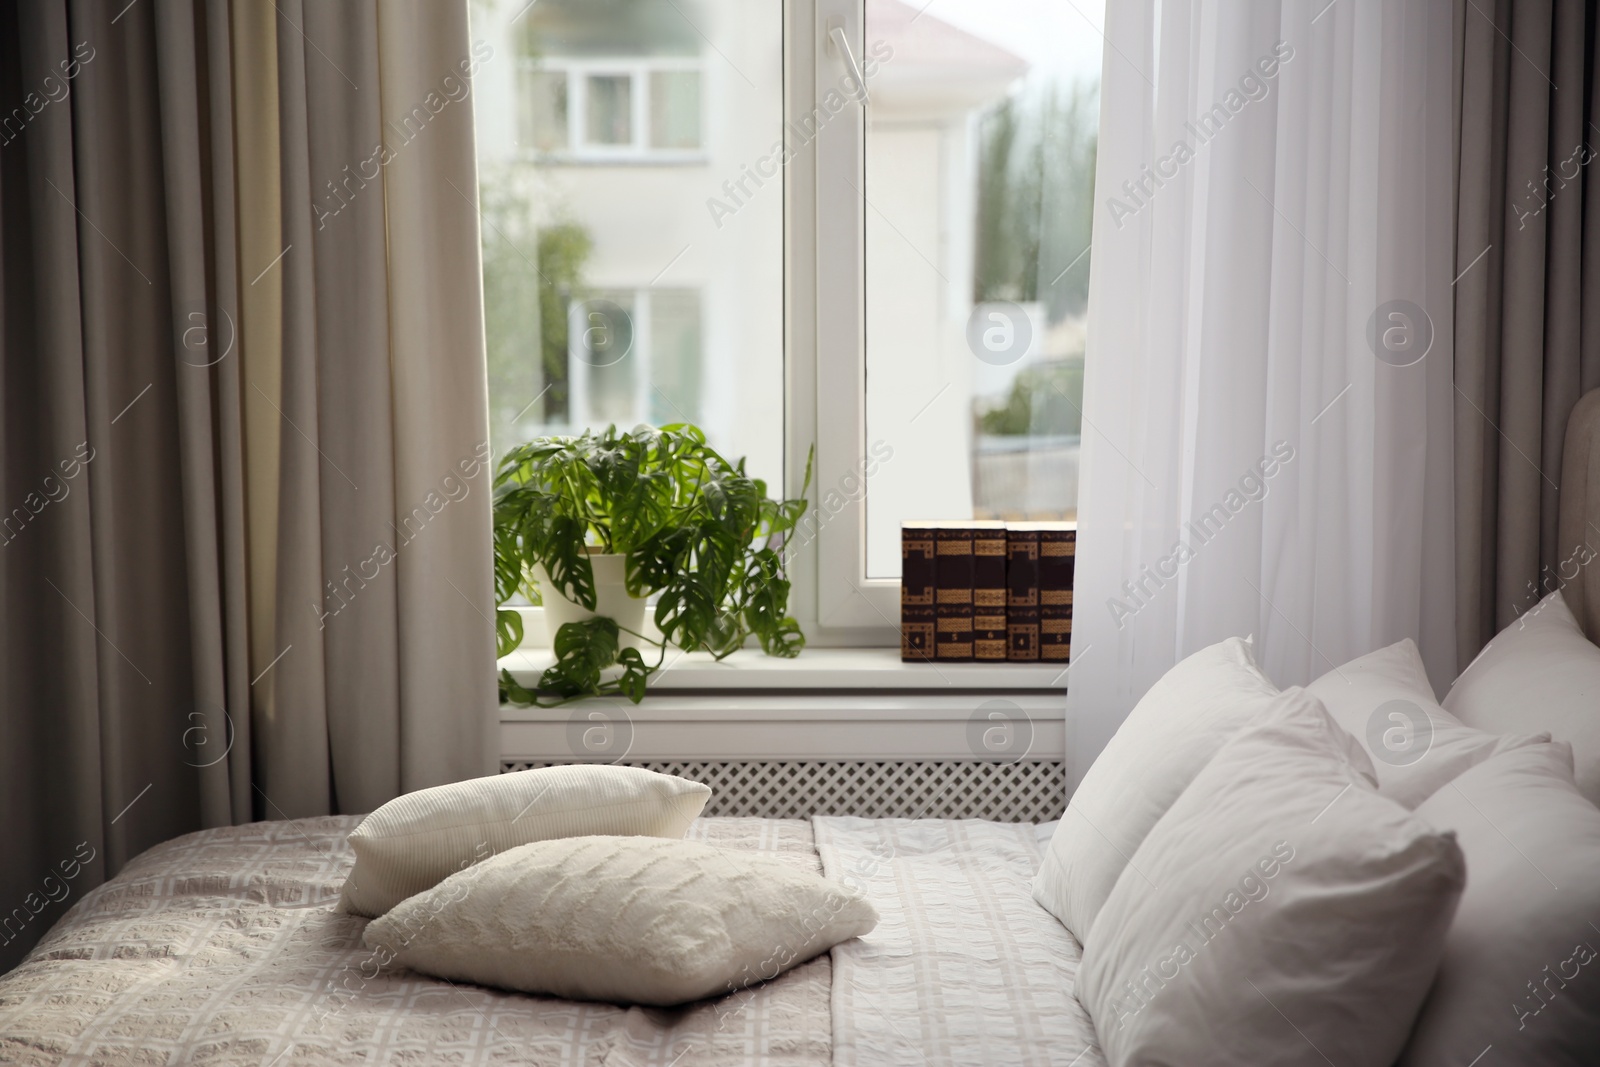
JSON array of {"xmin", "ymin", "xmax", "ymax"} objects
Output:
[
  {"xmin": 338, "ymin": 765, "xmax": 711, "ymax": 917},
  {"xmin": 1307, "ymin": 639, "xmax": 1541, "ymax": 807},
  {"xmin": 1079, "ymin": 688, "xmax": 1465, "ymax": 1067},
  {"xmin": 1034, "ymin": 636, "xmax": 1280, "ymax": 942},
  {"xmin": 1445, "ymin": 588, "xmax": 1600, "ymax": 805},
  {"xmin": 1400, "ymin": 740, "xmax": 1600, "ymax": 1065},
  {"xmin": 363, "ymin": 835, "xmax": 879, "ymax": 1006}
]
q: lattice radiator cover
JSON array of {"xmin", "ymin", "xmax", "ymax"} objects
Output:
[{"xmin": 500, "ymin": 759, "xmax": 1067, "ymax": 822}]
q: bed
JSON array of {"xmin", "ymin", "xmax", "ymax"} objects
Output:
[
  {"xmin": 0, "ymin": 814, "xmax": 1102, "ymax": 1066},
  {"xmin": 13, "ymin": 396, "xmax": 1600, "ymax": 1067}
]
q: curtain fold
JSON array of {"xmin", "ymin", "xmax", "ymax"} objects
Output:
[
  {"xmin": 0, "ymin": 0, "xmax": 495, "ymax": 973},
  {"xmin": 1454, "ymin": 0, "xmax": 1600, "ymax": 665},
  {"xmin": 1069, "ymin": 0, "xmax": 1458, "ymax": 785}
]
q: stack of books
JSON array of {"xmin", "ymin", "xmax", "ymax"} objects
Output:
[{"xmin": 900, "ymin": 520, "xmax": 1076, "ymax": 663}]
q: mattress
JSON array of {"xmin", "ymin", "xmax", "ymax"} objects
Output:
[{"xmin": 0, "ymin": 815, "xmax": 1102, "ymax": 1066}]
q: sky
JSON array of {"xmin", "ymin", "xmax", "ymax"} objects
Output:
[{"xmin": 916, "ymin": 0, "xmax": 1108, "ymax": 88}]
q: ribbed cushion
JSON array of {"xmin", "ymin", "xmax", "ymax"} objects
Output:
[
  {"xmin": 363, "ymin": 835, "xmax": 879, "ymax": 1006},
  {"xmin": 338, "ymin": 765, "xmax": 711, "ymax": 917}
]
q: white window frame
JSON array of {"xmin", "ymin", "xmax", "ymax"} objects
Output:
[
  {"xmin": 519, "ymin": 57, "xmax": 708, "ymax": 164},
  {"xmin": 493, "ymin": 0, "xmax": 1080, "ymax": 701},
  {"xmin": 782, "ymin": 0, "xmax": 901, "ymax": 646},
  {"xmin": 500, "ymin": 1, "xmax": 923, "ymax": 651}
]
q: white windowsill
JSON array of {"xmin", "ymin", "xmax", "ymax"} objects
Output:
[{"xmin": 498, "ymin": 645, "xmax": 1069, "ymax": 692}]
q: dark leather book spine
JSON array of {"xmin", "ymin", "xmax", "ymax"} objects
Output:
[
  {"xmin": 901, "ymin": 523, "xmax": 937, "ymax": 662},
  {"xmin": 973, "ymin": 524, "xmax": 1008, "ymax": 661},
  {"xmin": 1039, "ymin": 522, "xmax": 1077, "ymax": 662},
  {"xmin": 1006, "ymin": 526, "xmax": 1040, "ymax": 661},
  {"xmin": 935, "ymin": 526, "xmax": 975, "ymax": 661}
]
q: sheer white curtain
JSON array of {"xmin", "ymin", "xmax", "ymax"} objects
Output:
[{"xmin": 1069, "ymin": 0, "xmax": 1457, "ymax": 784}]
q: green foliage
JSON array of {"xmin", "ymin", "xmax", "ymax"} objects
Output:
[
  {"xmin": 535, "ymin": 223, "xmax": 592, "ymax": 423},
  {"xmin": 499, "ymin": 617, "xmax": 652, "ymax": 705},
  {"xmin": 479, "ymin": 163, "xmax": 594, "ymax": 453},
  {"xmin": 494, "ymin": 424, "xmax": 811, "ymax": 705},
  {"xmin": 480, "ymin": 172, "xmax": 546, "ymax": 454},
  {"xmin": 978, "ymin": 359, "xmax": 1085, "ymax": 437},
  {"xmin": 975, "ymin": 80, "xmax": 1099, "ymax": 322}
]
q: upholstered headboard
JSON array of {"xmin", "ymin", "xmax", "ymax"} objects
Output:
[{"xmin": 1559, "ymin": 388, "xmax": 1600, "ymax": 643}]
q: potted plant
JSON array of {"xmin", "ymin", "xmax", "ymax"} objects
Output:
[{"xmin": 494, "ymin": 423, "xmax": 811, "ymax": 704}]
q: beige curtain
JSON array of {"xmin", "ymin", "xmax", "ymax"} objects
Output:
[
  {"xmin": 1455, "ymin": 0, "xmax": 1600, "ymax": 664},
  {"xmin": 0, "ymin": 0, "xmax": 495, "ymax": 973}
]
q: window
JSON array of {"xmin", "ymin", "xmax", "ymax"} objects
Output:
[
  {"xmin": 650, "ymin": 70, "xmax": 703, "ymax": 149},
  {"xmin": 584, "ymin": 74, "xmax": 634, "ymax": 145},
  {"xmin": 474, "ymin": 0, "xmax": 782, "ymax": 489},
  {"xmin": 856, "ymin": 0, "xmax": 1099, "ymax": 580},
  {"xmin": 475, "ymin": 0, "xmax": 1102, "ymax": 645},
  {"xmin": 565, "ymin": 288, "xmax": 703, "ymax": 429},
  {"xmin": 812, "ymin": 0, "xmax": 1102, "ymax": 629},
  {"xmin": 511, "ymin": 60, "xmax": 706, "ymax": 161},
  {"xmin": 517, "ymin": 69, "xmax": 568, "ymax": 151}
]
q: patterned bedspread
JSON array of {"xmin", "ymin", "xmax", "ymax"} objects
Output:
[
  {"xmin": 0, "ymin": 816, "xmax": 831, "ymax": 1067},
  {"xmin": 814, "ymin": 818, "xmax": 1104, "ymax": 1067}
]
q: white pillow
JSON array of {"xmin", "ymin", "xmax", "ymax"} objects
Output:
[
  {"xmin": 1034, "ymin": 636, "xmax": 1280, "ymax": 941},
  {"xmin": 1307, "ymin": 639, "xmax": 1541, "ymax": 807},
  {"xmin": 363, "ymin": 835, "xmax": 879, "ymax": 1006},
  {"xmin": 1079, "ymin": 688, "xmax": 1465, "ymax": 1067},
  {"xmin": 1399, "ymin": 741, "xmax": 1600, "ymax": 1065},
  {"xmin": 1445, "ymin": 589, "xmax": 1600, "ymax": 805},
  {"xmin": 338, "ymin": 765, "xmax": 711, "ymax": 917}
]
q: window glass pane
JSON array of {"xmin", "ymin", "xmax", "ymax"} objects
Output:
[
  {"xmin": 572, "ymin": 292, "xmax": 637, "ymax": 426},
  {"xmin": 517, "ymin": 69, "xmax": 568, "ymax": 152},
  {"xmin": 474, "ymin": 0, "xmax": 784, "ymax": 495},
  {"xmin": 863, "ymin": 0, "xmax": 1103, "ymax": 578},
  {"xmin": 585, "ymin": 74, "xmax": 633, "ymax": 145},
  {"xmin": 650, "ymin": 70, "xmax": 702, "ymax": 149},
  {"xmin": 650, "ymin": 289, "xmax": 702, "ymax": 424}
]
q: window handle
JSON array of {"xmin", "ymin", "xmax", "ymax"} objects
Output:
[{"xmin": 828, "ymin": 25, "xmax": 870, "ymax": 106}]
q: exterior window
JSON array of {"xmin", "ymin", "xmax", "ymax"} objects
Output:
[
  {"xmin": 475, "ymin": 0, "xmax": 780, "ymax": 492},
  {"xmin": 510, "ymin": 62, "xmax": 705, "ymax": 161},
  {"xmin": 584, "ymin": 74, "xmax": 633, "ymax": 145},
  {"xmin": 650, "ymin": 70, "xmax": 702, "ymax": 149},
  {"xmin": 562, "ymin": 289, "xmax": 702, "ymax": 431},
  {"xmin": 517, "ymin": 69, "xmax": 567, "ymax": 152},
  {"xmin": 475, "ymin": 0, "xmax": 1104, "ymax": 644},
  {"xmin": 857, "ymin": 0, "xmax": 1100, "ymax": 578}
]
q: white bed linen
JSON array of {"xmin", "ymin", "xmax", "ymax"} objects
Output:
[
  {"xmin": 0, "ymin": 815, "xmax": 829, "ymax": 1067},
  {"xmin": 814, "ymin": 817, "xmax": 1104, "ymax": 1067}
]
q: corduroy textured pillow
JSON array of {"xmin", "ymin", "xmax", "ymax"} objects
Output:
[
  {"xmin": 338, "ymin": 765, "xmax": 710, "ymax": 917},
  {"xmin": 363, "ymin": 835, "xmax": 879, "ymax": 1006}
]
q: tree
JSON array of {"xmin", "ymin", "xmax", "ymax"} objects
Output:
[
  {"xmin": 479, "ymin": 164, "xmax": 594, "ymax": 452},
  {"xmin": 974, "ymin": 79, "xmax": 1099, "ymax": 321}
]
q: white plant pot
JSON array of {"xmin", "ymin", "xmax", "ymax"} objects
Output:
[{"xmin": 532, "ymin": 554, "xmax": 649, "ymax": 649}]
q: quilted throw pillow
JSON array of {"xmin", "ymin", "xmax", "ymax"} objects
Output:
[
  {"xmin": 338, "ymin": 765, "xmax": 711, "ymax": 917},
  {"xmin": 363, "ymin": 835, "xmax": 879, "ymax": 1006}
]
